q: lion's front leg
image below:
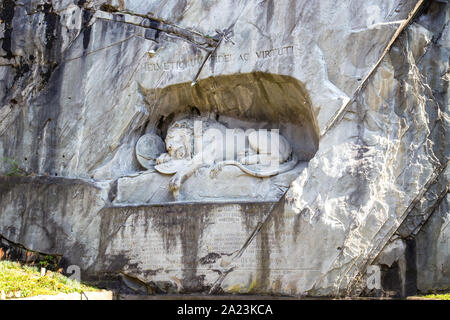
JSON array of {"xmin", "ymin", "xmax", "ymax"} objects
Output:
[
  {"xmin": 169, "ymin": 173, "xmax": 183, "ymax": 199},
  {"xmin": 168, "ymin": 158, "xmax": 204, "ymax": 199},
  {"xmin": 169, "ymin": 172, "xmax": 183, "ymax": 192},
  {"xmin": 156, "ymin": 153, "xmax": 171, "ymax": 164},
  {"xmin": 168, "ymin": 143, "xmax": 216, "ymax": 199}
]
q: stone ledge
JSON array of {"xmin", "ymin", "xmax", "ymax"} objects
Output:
[{"xmin": 0, "ymin": 175, "xmax": 105, "ymax": 189}]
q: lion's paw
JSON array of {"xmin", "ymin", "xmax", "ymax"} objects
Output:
[
  {"xmin": 169, "ymin": 174, "xmax": 182, "ymax": 191},
  {"xmin": 156, "ymin": 153, "xmax": 171, "ymax": 164}
]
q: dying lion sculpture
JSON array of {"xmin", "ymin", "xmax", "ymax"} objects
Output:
[{"xmin": 154, "ymin": 117, "xmax": 298, "ymax": 199}]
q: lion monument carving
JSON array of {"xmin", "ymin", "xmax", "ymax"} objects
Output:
[{"xmin": 152, "ymin": 116, "xmax": 297, "ymax": 199}]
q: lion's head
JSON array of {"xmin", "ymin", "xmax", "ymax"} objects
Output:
[{"xmin": 165, "ymin": 119, "xmax": 194, "ymax": 160}]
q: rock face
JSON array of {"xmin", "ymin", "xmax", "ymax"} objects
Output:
[{"xmin": 0, "ymin": 0, "xmax": 448, "ymax": 297}]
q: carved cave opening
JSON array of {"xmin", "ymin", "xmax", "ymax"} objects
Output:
[{"xmin": 116, "ymin": 72, "xmax": 319, "ymax": 204}]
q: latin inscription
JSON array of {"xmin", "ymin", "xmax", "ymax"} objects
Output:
[
  {"xmin": 145, "ymin": 45, "xmax": 295, "ymax": 72},
  {"xmin": 255, "ymin": 46, "xmax": 294, "ymax": 59},
  {"xmin": 146, "ymin": 56, "xmax": 204, "ymax": 72}
]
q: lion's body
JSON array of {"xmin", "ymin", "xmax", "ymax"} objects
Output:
[{"xmin": 155, "ymin": 117, "xmax": 297, "ymax": 198}]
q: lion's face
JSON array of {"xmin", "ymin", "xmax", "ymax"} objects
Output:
[{"xmin": 165, "ymin": 127, "xmax": 193, "ymax": 160}]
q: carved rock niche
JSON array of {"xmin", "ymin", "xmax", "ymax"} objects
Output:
[{"xmin": 115, "ymin": 72, "xmax": 319, "ymax": 204}]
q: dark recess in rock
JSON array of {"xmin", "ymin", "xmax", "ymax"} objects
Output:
[
  {"xmin": 13, "ymin": 58, "xmax": 31, "ymax": 81},
  {"xmin": 199, "ymin": 252, "xmax": 222, "ymax": 265},
  {"xmin": 108, "ymin": 179, "xmax": 118, "ymax": 203},
  {"xmin": 100, "ymin": 4, "xmax": 119, "ymax": 13},
  {"xmin": 82, "ymin": 9, "xmax": 94, "ymax": 51},
  {"xmin": 77, "ymin": 0, "xmax": 87, "ymax": 8},
  {"xmin": 404, "ymin": 238, "xmax": 418, "ymax": 296},
  {"xmin": 380, "ymin": 261, "xmax": 403, "ymax": 298},
  {"xmin": 0, "ymin": 0, "xmax": 15, "ymax": 59},
  {"xmin": 36, "ymin": 3, "xmax": 62, "ymax": 89}
]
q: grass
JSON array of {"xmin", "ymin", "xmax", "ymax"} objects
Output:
[
  {"xmin": 0, "ymin": 261, "xmax": 100, "ymax": 299},
  {"xmin": 420, "ymin": 293, "xmax": 450, "ymax": 300},
  {"xmin": 1, "ymin": 157, "xmax": 26, "ymax": 176}
]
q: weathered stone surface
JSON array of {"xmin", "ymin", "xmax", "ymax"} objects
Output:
[
  {"xmin": 0, "ymin": 176, "xmax": 108, "ymax": 269},
  {"xmin": 0, "ymin": 0, "xmax": 448, "ymax": 297},
  {"xmin": 416, "ymin": 194, "xmax": 450, "ymax": 292}
]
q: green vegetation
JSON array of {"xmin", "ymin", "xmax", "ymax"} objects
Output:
[
  {"xmin": 0, "ymin": 261, "xmax": 100, "ymax": 299},
  {"xmin": 421, "ymin": 292, "xmax": 450, "ymax": 300},
  {"xmin": 1, "ymin": 157, "xmax": 26, "ymax": 176},
  {"xmin": 38, "ymin": 255, "xmax": 57, "ymax": 269}
]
